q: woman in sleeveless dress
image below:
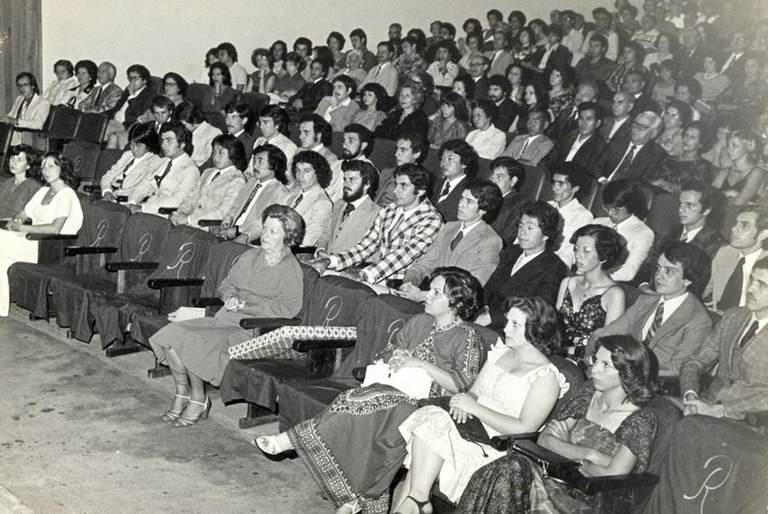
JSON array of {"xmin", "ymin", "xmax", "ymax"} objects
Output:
[
  {"xmin": 556, "ymin": 225, "xmax": 626, "ymax": 363},
  {"xmin": 392, "ymin": 297, "xmax": 568, "ymax": 514}
]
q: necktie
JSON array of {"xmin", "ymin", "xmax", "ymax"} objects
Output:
[
  {"xmin": 450, "ymin": 230, "xmax": 464, "ymax": 251},
  {"xmin": 114, "ymin": 158, "xmax": 135, "ymax": 187},
  {"xmin": 439, "ymin": 181, "xmax": 451, "ymax": 201},
  {"xmin": 611, "ymin": 144, "xmax": 636, "ymax": 180},
  {"xmin": 680, "ymin": 231, "xmax": 689, "ymax": 242},
  {"xmin": 341, "ymin": 202, "xmax": 355, "ymax": 222},
  {"xmin": 154, "ymin": 161, "xmax": 173, "ymax": 187},
  {"xmin": 292, "ymin": 194, "xmax": 304, "ymax": 208},
  {"xmin": 15, "ymin": 98, "xmax": 27, "ymax": 118},
  {"xmin": 93, "ymin": 85, "xmax": 102, "ymax": 105},
  {"xmin": 719, "ymin": 257, "xmax": 746, "ymax": 311},
  {"xmin": 739, "ymin": 320, "xmax": 759, "ymax": 348},
  {"xmin": 374, "ymin": 65, "xmax": 381, "ymax": 78},
  {"xmin": 210, "ymin": 171, "xmax": 221, "ymax": 183},
  {"xmin": 234, "ymin": 182, "xmax": 262, "ymax": 222},
  {"xmin": 518, "ymin": 138, "xmax": 531, "ymax": 159},
  {"xmin": 644, "ymin": 301, "xmax": 665, "ymax": 344}
]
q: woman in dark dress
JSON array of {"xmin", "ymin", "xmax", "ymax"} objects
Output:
[
  {"xmin": 0, "ymin": 145, "xmax": 41, "ymax": 220},
  {"xmin": 375, "ymin": 82, "xmax": 429, "ymax": 141}
]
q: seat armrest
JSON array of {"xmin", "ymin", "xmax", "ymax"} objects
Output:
[
  {"xmin": 489, "ymin": 432, "xmax": 541, "ymax": 452},
  {"xmin": 576, "ymin": 473, "xmax": 659, "ymax": 495},
  {"xmin": 238, "ymin": 317, "xmax": 300, "ymax": 331},
  {"xmin": 25, "ymin": 233, "xmax": 79, "ymax": 241},
  {"xmin": 105, "ymin": 261, "xmax": 159, "ymax": 272},
  {"xmin": 82, "ymin": 184, "xmax": 101, "ymax": 194},
  {"xmin": 158, "ymin": 207, "xmax": 177, "ymax": 215},
  {"xmin": 193, "ymin": 297, "xmax": 224, "ymax": 308},
  {"xmin": 294, "ymin": 246, "xmax": 317, "ymax": 255},
  {"xmin": 64, "ymin": 246, "xmax": 118, "ymax": 256},
  {"xmin": 745, "ymin": 411, "xmax": 768, "ymax": 427},
  {"xmin": 197, "ymin": 219, "xmax": 222, "ymax": 228},
  {"xmin": 292, "ymin": 339, "xmax": 357, "ymax": 352},
  {"xmin": 115, "ymin": 195, "xmax": 128, "ymax": 203},
  {"xmin": 147, "ymin": 278, "xmax": 205, "ymax": 289}
]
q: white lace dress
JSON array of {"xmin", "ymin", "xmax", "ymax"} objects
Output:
[{"xmin": 398, "ymin": 342, "xmax": 567, "ymax": 502}]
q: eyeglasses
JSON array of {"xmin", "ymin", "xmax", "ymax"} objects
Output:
[
  {"xmin": 16, "ymin": 82, "xmax": 31, "ymax": 87},
  {"xmin": 164, "ymin": 82, "xmax": 178, "ymax": 87},
  {"xmin": 633, "ymin": 122, "xmax": 652, "ymax": 130},
  {"xmin": 128, "ymin": 75, "xmax": 142, "ymax": 81}
]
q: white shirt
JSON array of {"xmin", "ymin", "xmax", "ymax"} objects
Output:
[
  {"xmin": 236, "ymin": 178, "xmax": 275, "ymax": 226},
  {"xmin": 565, "ymin": 134, "xmax": 593, "ymax": 162},
  {"xmin": 455, "ymin": 219, "xmax": 482, "ymax": 240},
  {"xmin": 437, "ymin": 175, "xmax": 466, "ymax": 203},
  {"xmin": 680, "ymin": 226, "xmax": 703, "ymax": 243},
  {"xmin": 228, "ymin": 63, "xmax": 248, "ymax": 88},
  {"xmin": 549, "ymin": 198, "xmax": 594, "ymax": 267},
  {"xmin": 739, "ymin": 249, "xmax": 763, "ymax": 306},
  {"xmin": 607, "ymin": 142, "xmax": 645, "ymax": 181},
  {"xmin": 102, "ymin": 151, "xmax": 151, "ymax": 195},
  {"xmin": 608, "ymin": 116, "xmax": 630, "ymax": 140},
  {"xmin": 323, "ymin": 97, "xmax": 352, "ymax": 122},
  {"xmin": 538, "ymin": 43, "xmax": 559, "ymax": 69},
  {"xmin": 466, "ymin": 125, "xmax": 506, "ymax": 159},
  {"xmin": 641, "ymin": 292, "xmax": 689, "ymax": 339},
  {"xmin": 511, "ymin": 249, "xmax": 544, "ymax": 276},
  {"xmin": 114, "ymin": 86, "xmax": 144, "ymax": 124}
]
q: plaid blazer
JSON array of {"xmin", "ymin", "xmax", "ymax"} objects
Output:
[
  {"xmin": 334, "ymin": 199, "xmax": 443, "ymax": 284},
  {"xmin": 679, "ymin": 307, "xmax": 768, "ymax": 419}
]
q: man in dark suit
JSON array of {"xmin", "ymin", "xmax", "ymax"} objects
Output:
[
  {"xmin": 467, "ymin": 55, "xmax": 490, "ymax": 101},
  {"xmin": 678, "ymin": 28, "xmax": 705, "ymax": 79},
  {"xmin": 596, "ymin": 111, "xmax": 666, "ymax": 182},
  {"xmin": 483, "ymin": 201, "xmax": 568, "ymax": 329},
  {"xmin": 489, "ymin": 156, "xmax": 530, "ymax": 246},
  {"xmin": 432, "ymin": 139, "xmax": 477, "ymax": 222},
  {"xmin": 290, "ymin": 59, "xmax": 333, "ymax": 112},
  {"xmin": 533, "ymin": 25, "xmax": 572, "ymax": 79},
  {"xmin": 224, "ymin": 103, "xmax": 255, "ymax": 161},
  {"xmin": 720, "ymin": 31, "xmax": 749, "ymax": 82},
  {"xmin": 600, "ymin": 91, "xmax": 634, "ymax": 144},
  {"xmin": 105, "ymin": 64, "xmax": 154, "ymax": 130},
  {"xmin": 543, "ymin": 101, "xmax": 607, "ymax": 172},
  {"xmin": 486, "ymin": 75, "xmax": 520, "ymax": 133},
  {"xmin": 623, "ymin": 70, "xmax": 661, "ymax": 116},
  {"xmin": 546, "ymin": 80, "xmax": 599, "ymax": 143}
]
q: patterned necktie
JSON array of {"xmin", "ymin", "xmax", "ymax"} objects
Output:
[
  {"xmin": 234, "ymin": 182, "xmax": 262, "ymax": 222},
  {"xmin": 644, "ymin": 301, "xmax": 665, "ymax": 344},
  {"xmin": 154, "ymin": 161, "xmax": 173, "ymax": 187},
  {"xmin": 739, "ymin": 320, "xmax": 759, "ymax": 348},
  {"xmin": 341, "ymin": 202, "xmax": 355, "ymax": 222},
  {"xmin": 439, "ymin": 181, "xmax": 451, "ymax": 201},
  {"xmin": 115, "ymin": 158, "xmax": 135, "ymax": 187},
  {"xmin": 292, "ymin": 194, "xmax": 304, "ymax": 208},
  {"xmin": 612, "ymin": 144, "xmax": 636, "ymax": 180},
  {"xmin": 450, "ymin": 229, "xmax": 464, "ymax": 251},
  {"xmin": 719, "ymin": 257, "xmax": 745, "ymax": 312}
]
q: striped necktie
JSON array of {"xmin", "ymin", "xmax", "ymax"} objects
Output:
[
  {"xmin": 644, "ymin": 301, "xmax": 664, "ymax": 344},
  {"xmin": 114, "ymin": 158, "xmax": 135, "ymax": 187}
]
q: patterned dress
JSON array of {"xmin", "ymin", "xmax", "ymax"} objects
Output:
[
  {"xmin": 287, "ymin": 314, "xmax": 485, "ymax": 513},
  {"xmin": 558, "ymin": 284, "xmax": 612, "ymax": 351}
]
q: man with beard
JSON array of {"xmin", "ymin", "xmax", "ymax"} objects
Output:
[
  {"xmin": 316, "ymin": 160, "xmax": 381, "ymax": 253},
  {"xmin": 328, "ymin": 123, "xmax": 378, "ymax": 202},
  {"xmin": 375, "ymin": 133, "xmax": 428, "ymax": 207},
  {"xmin": 487, "ymin": 75, "xmax": 520, "ymax": 133}
]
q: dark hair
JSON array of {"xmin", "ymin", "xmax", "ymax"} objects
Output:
[
  {"xmin": 508, "ymin": 10, "xmax": 527, "ymax": 26},
  {"xmin": 679, "ymin": 179, "xmax": 724, "ymax": 230},
  {"xmin": 217, "ymin": 42, "xmax": 239, "ymax": 62},
  {"xmin": 739, "ymin": 205, "xmax": 768, "ymax": 250},
  {"xmin": 439, "ymin": 139, "xmax": 478, "ymax": 179},
  {"xmin": 570, "ymin": 224, "xmax": 627, "ymax": 271},
  {"xmin": 550, "ymin": 161, "xmax": 588, "ymax": 192},
  {"xmin": 349, "ymin": 28, "xmax": 367, "ymax": 45},
  {"xmin": 440, "ymin": 22, "xmax": 457, "ymax": 38},
  {"xmin": 502, "ymin": 296, "xmax": 561, "ymax": 355},
  {"xmin": 259, "ymin": 105, "xmax": 290, "ymax": 136},
  {"xmin": 462, "ymin": 18, "xmax": 482, "ymax": 34},
  {"xmin": 472, "ymin": 98, "xmax": 498, "ymax": 122},
  {"xmin": 666, "ymin": 99, "xmax": 693, "ymax": 126},
  {"xmin": 211, "ymin": 134, "xmax": 247, "ymax": 171},
  {"xmin": 488, "ymin": 75, "xmax": 512, "ymax": 96},
  {"xmin": 524, "ymin": 80, "xmax": 548, "ymax": 109},
  {"xmin": 173, "ymin": 102, "xmax": 206, "ymax": 125},
  {"xmin": 292, "ymin": 150, "xmax": 332, "ymax": 189},
  {"xmin": 440, "ymin": 91, "xmax": 469, "ymax": 122},
  {"xmin": 313, "ymin": 46, "xmax": 335, "ymax": 71},
  {"xmin": 127, "ymin": 123, "xmax": 161, "ymax": 155},
  {"xmin": 552, "ymin": 64, "xmax": 577, "ymax": 90},
  {"xmin": 224, "ymin": 102, "xmax": 253, "ymax": 133},
  {"xmin": 250, "ymin": 47, "xmax": 275, "ymax": 69},
  {"xmin": 262, "ymin": 204, "xmax": 305, "ymax": 247},
  {"xmin": 590, "ymin": 33, "xmax": 609, "ymax": 51},
  {"xmin": 208, "ymin": 62, "xmax": 232, "ymax": 87},
  {"xmin": 397, "ymin": 132, "xmax": 429, "ymax": 165},
  {"xmin": 577, "ymin": 100, "xmax": 604, "ymax": 122},
  {"xmin": 41, "ymin": 152, "xmax": 79, "ymax": 189},
  {"xmin": 252, "ymin": 143, "xmax": 288, "ymax": 185},
  {"xmin": 8, "ymin": 144, "xmax": 41, "ymax": 181},
  {"xmin": 158, "ymin": 120, "xmax": 194, "ymax": 156},
  {"xmin": 594, "ymin": 335, "xmax": 654, "ymax": 406},
  {"xmin": 284, "ymin": 51, "xmax": 305, "ymax": 71},
  {"xmin": 467, "ymin": 179, "xmax": 503, "ymax": 223},
  {"xmin": 675, "ymin": 78, "xmax": 702, "ymax": 101},
  {"xmin": 126, "ymin": 64, "xmax": 150, "ymax": 84},
  {"xmin": 327, "ymin": 31, "xmax": 346, "ymax": 49},
  {"xmin": 342, "ymin": 160, "xmax": 379, "ymax": 198},
  {"xmin": 299, "ymin": 113, "xmax": 333, "ymax": 147},
  {"xmin": 162, "ymin": 72, "xmax": 188, "ymax": 97},
  {"xmin": 433, "ymin": 39, "xmax": 461, "ymax": 63},
  {"xmin": 521, "ymin": 201, "xmax": 563, "ymax": 250},
  {"xmin": 293, "ymin": 37, "xmax": 313, "ymax": 52},
  {"xmin": 15, "ymin": 72, "xmax": 40, "ymax": 95},
  {"xmin": 624, "ymin": 41, "xmax": 646, "ymax": 64},
  {"xmin": 602, "ymin": 179, "xmax": 649, "ymax": 218},
  {"xmin": 310, "ymin": 58, "xmax": 331, "ymax": 76},
  {"xmin": 654, "ymin": 32, "xmax": 680, "ymax": 53},
  {"xmin": 453, "ymin": 73, "xmax": 475, "ymax": 99},
  {"xmin": 150, "ymin": 95, "xmax": 175, "ymax": 113},
  {"xmin": 204, "ymin": 48, "xmax": 218, "ymax": 67},
  {"xmin": 360, "ymin": 82, "xmax": 389, "ymax": 111},
  {"xmin": 377, "ymin": 40, "xmax": 395, "ymax": 56},
  {"xmin": 489, "ymin": 156, "xmax": 525, "ymax": 191},
  {"xmin": 344, "ymin": 123, "xmax": 374, "ymax": 157},
  {"xmin": 405, "ymin": 29, "xmax": 427, "ymax": 52},
  {"xmin": 487, "ymin": 9, "xmax": 503, "ymax": 21},
  {"xmin": 270, "ymin": 40, "xmax": 288, "ymax": 60},
  {"xmin": 332, "ymin": 74, "xmax": 357, "ymax": 98},
  {"xmin": 53, "ymin": 59, "xmax": 74, "ymax": 76},
  {"xmin": 393, "ymin": 163, "xmax": 431, "ymax": 199},
  {"xmin": 430, "ymin": 267, "xmax": 483, "ymax": 321},
  {"xmin": 658, "ymin": 241, "xmax": 711, "ymax": 298},
  {"xmin": 74, "ymin": 60, "xmax": 98, "ymax": 88}
]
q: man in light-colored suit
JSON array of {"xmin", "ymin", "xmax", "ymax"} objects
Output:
[
  {"xmin": 589, "ymin": 242, "xmax": 713, "ymax": 384},
  {"xmin": 501, "ymin": 109, "xmax": 554, "ymax": 166},
  {"xmin": 317, "ymin": 160, "xmax": 380, "ymax": 254},
  {"xmin": 80, "ymin": 62, "xmax": 123, "ymax": 115},
  {"xmin": 3, "ymin": 72, "xmax": 50, "ymax": 146},
  {"xmin": 285, "ymin": 150, "xmax": 334, "ymax": 247},
  {"xmin": 485, "ymin": 30, "xmax": 513, "ymax": 77},
  {"xmin": 100, "ymin": 124, "xmax": 163, "ymax": 201},
  {"xmin": 171, "ymin": 134, "xmax": 246, "ymax": 227},
  {"xmin": 360, "ymin": 41, "xmax": 399, "ymax": 96},
  {"xmin": 128, "ymin": 121, "xmax": 200, "ymax": 216},
  {"xmin": 219, "ymin": 143, "xmax": 290, "ymax": 244},
  {"xmin": 400, "ymin": 180, "xmax": 503, "ymax": 298}
]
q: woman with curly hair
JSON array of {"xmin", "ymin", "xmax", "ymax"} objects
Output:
[
  {"xmin": 458, "ymin": 334, "xmax": 658, "ymax": 513},
  {"xmin": 256, "ymin": 267, "xmax": 487, "ymax": 514},
  {"xmin": 393, "ymin": 296, "xmax": 568, "ymax": 513},
  {"xmin": 245, "ymin": 48, "xmax": 276, "ymax": 94},
  {"xmin": 375, "ymin": 82, "xmax": 429, "ymax": 141}
]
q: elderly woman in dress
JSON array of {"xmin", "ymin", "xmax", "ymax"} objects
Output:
[
  {"xmin": 256, "ymin": 267, "xmax": 487, "ymax": 514},
  {"xmin": 43, "ymin": 59, "xmax": 78, "ymax": 106},
  {"xmin": 148, "ymin": 204, "xmax": 305, "ymax": 427},
  {"xmin": 0, "ymin": 145, "xmax": 42, "ymax": 220},
  {"xmin": 394, "ymin": 296, "xmax": 567, "ymax": 514},
  {"xmin": 375, "ymin": 82, "xmax": 429, "ymax": 141}
]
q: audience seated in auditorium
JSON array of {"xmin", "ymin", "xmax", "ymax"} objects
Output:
[
  {"xmin": 606, "ymin": 41, "xmax": 648, "ymax": 94},
  {"xmin": 532, "ymin": 26, "xmax": 572, "ymax": 79},
  {"xmin": 284, "ymin": 150, "xmax": 333, "ymax": 247},
  {"xmin": 296, "ymin": 113, "xmax": 337, "ymax": 167},
  {"xmin": 581, "ymin": 7, "xmax": 621, "ymax": 61},
  {"xmin": 596, "ymin": 111, "xmax": 665, "ymax": 182},
  {"xmin": 502, "ymin": 109, "xmax": 553, "ymax": 166},
  {"xmin": 174, "ymin": 102, "xmax": 222, "ymax": 168},
  {"xmin": 64, "ymin": 59, "xmax": 97, "ymax": 110},
  {"xmin": 574, "ymin": 33, "xmax": 617, "ymax": 85},
  {"xmin": 361, "ymin": 41, "xmax": 399, "ymax": 97},
  {"xmin": 105, "ymin": 64, "xmax": 154, "ymax": 149},
  {"xmin": 271, "ymin": 51, "xmax": 307, "ymax": 101},
  {"xmin": 43, "ymin": 59, "xmax": 78, "ymax": 106},
  {"xmin": 393, "ymin": 35, "xmax": 427, "ymax": 80},
  {"xmin": 3, "ymin": 72, "xmax": 50, "ymax": 146},
  {"xmin": 546, "ymin": 78, "xmax": 597, "ymax": 143},
  {"xmin": 655, "ymin": 99, "xmax": 691, "ymax": 159},
  {"xmin": 376, "ymin": 82, "xmax": 429, "ymax": 141},
  {"xmin": 144, "ymin": 95, "xmax": 175, "ymax": 134},
  {"xmin": 348, "ymin": 28, "xmax": 377, "ymax": 72},
  {"xmin": 465, "ymin": 54, "xmax": 490, "ymax": 101},
  {"xmin": 314, "ymin": 75, "xmax": 360, "ymax": 132},
  {"xmin": 252, "ymin": 105, "xmax": 297, "ymax": 164},
  {"xmin": 548, "ymin": 163, "xmax": 595, "ymax": 266},
  {"xmin": 224, "ymin": 103, "xmax": 255, "ymax": 161},
  {"xmin": 79, "ymin": 62, "xmax": 123, "ymax": 115},
  {"xmin": 488, "ymin": 156, "xmax": 530, "ymax": 247},
  {"xmin": 332, "ymin": 49, "xmax": 367, "ymax": 87},
  {"xmin": 100, "ymin": 123, "xmax": 163, "ymax": 202},
  {"xmin": 0, "ymin": 145, "xmax": 42, "ymax": 220},
  {"xmin": 376, "ymin": 132, "xmax": 426, "ymax": 208},
  {"xmin": 560, "ymin": 10, "xmax": 585, "ymax": 63},
  {"xmin": 433, "ymin": 139, "xmax": 477, "ymax": 222},
  {"xmin": 329, "ymin": 123, "xmax": 376, "ymax": 203},
  {"xmin": 427, "ymin": 92, "xmax": 469, "ymax": 148},
  {"xmin": 546, "ymin": 65, "xmax": 577, "ymax": 121},
  {"xmin": 544, "ymin": 101, "xmax": 607, "ymax": 172},
  {"xmin": 161, "ymin": 72, "xmax": 188, "ymax": 107},
  {"xmin": 623, "ymin": 70, "xmax": 661, "ymax": 116},
  {"xmin": 217, "ymin": 42, "xmax": 247, "ymax": 92},
  {"xmin": 485, "ymin": 29, "xmax": 513, "ymax": 78},
  {"xmin": 650, "ymin": 122, "xmax": 717, "ymax": 194},
  {"xmin": 351, "ymin": 82, "xmax": 388, "ymax": 132},
  {"xmin": 245, "ymin": 48, "xmax": 276, "ymax": 94}
]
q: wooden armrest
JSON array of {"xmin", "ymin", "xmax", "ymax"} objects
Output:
[
  {"xmin": 745, "ymin": 411, "xmax": 768, "ymax": 427},
  {"xmin": 192, "ymin": 297, "xmax": 224, "ymax": 308},
  {"xmin": 115, "ymin": 195, "xmax": 128, "ymax": 203},
  {"xmin": 197, "ymin": 219, "xmax": 222, "ymax": 227},
  {"xmin": 294, "ymin": 246, "xmax": 317, "ymax": 255},
  {"xmin": 25, "ymin": 233, "xmax": 79, "ymax": 241},
  {"xmin": 82, "ymin": 185, "xmax": 101, "ymax": 193},
  {"xmin": 64, "ymin": 246, "xmax": 118, "ymax": 256},
  {"xmin": 238, "ymin": 317, "xmax": 300, "ymax": 330},
  {"xmin": 489, "ymin": 432, "xmax": 541, "ymax": 452},
  {"xmin": 105, "ymin": 261, "xmax": 159, "ymax": 272},
  {"xmin": 292, "ymin": 339, "xmax": 357, "ymax": 352},
  {"xmin": 576, "ymin": 473, "xmax": 659, "ymax": 495},
  {"xmin": 352, "ymin": 366, "xmax": 366, "ymax": 381},
  {"xmin": 158, "ymin": 207, "xmax": 177, "ymax": 215},
  {"xmin": 147, "ymin": 278, "xmax": 205, "ymax": 289}
]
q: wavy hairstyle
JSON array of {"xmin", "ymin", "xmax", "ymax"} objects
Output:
[
  {"xmin": 570, "ymin": 224, "xmax": 627, "ymax": 271},
  {"xmin": 429, "ymin": 267, "xmax": 483, "ymax": 321},
  {"xmin": 7, "ymin": 145, "xmax": 41, "ymax": 181},
  {"xmin": 252, "ymin": 143, "xmax": 288, "ymax": 185},
  {"xmin": 261, "ymin": 204, "xmax": 305, "ymax": 247},
  {"xmin": 502, "ymin": 296, "xmax": 561, "ymax": 355},
  {"xmin": 594, "ymin": 335, "xmax": 654, "ymax": 406},
  {"xmin": 292, "ymin": 150, "xmax": 332, "ymax": 189},
  {"xmin": 41, "ymin": 152, "xmax": 79, "ymax": 189}
]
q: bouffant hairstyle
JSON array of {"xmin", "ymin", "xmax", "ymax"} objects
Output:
[
  {"xmin": 41, "ymin": 152, "xmax": 79, "ymax": 189},
  {"xmin": 439, "ymin": 139, "xmax": 479, "ymax": 179},
  {"xmin": 570, "ymin": 224, "xmax": 627, "ymax": 271},
  {"xmin": 658, "ymin": 241, "xmax": 711, "ymax": 298},
  {"xmin": 502, "ymin": 296, "xmax": 562, "ymax": 355},
  {"xmin": 8, "ymin": 145, "xmax": 41, "ymax": 181},
  {"xmin": 360, "ymin": 82, "xmax": 389, "ymax": 111},
  {"xmin": 430, "ymin": 267, "xmax": 483, "ymax": 321},
  {"xmin": 208, "ymin": 62, "xmax": 232, "ymax": 87},
  {"xmin": 211, "ymin": 134, "xmax": 248, "ymax": 172},
  {"xmin": 521, "ymin": 201, "xmax": 564, "ymax": 251},
  {"xmin": 292, "ymin": 150, "xmax": 333, "ymax": 189},
  {"xmin": 594, "ymin": 335, "xmax": 655, "ymax": 406},
  {"xmin": 467, "ymin": 180, "xmax": 504, "ymax": 224},
  {"xmin": 250, "ymin": 47, "xmax": 275, "ymax": 69},
  {"xmin": 452, "ymin": 73, "xmax": 475, "ymax": 99},
  {"xmin": 252, "ymin": 143, "xmax": 288, "ymax": 185},
  {"xmin": 262, "ymin": 204, "xmax": 305, "ymax": 247},
  {"xmin": 74, "ymin": 60, "xmax": 98, "ymax": 88}
]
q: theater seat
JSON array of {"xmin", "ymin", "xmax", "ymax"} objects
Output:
[{"xmin": 63, "ymin": 140, "xmax": 101, "ymax": 184}]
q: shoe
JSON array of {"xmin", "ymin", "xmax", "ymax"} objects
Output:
[
  {"xmin": 336, "ymin": 498, "xmax": 361, "ymax": 514},
  {"xmin": 161, "ymin": 394, "xmax": 190, "ymax": 423},
  {"xmin": 394, "ymin": 495, "xmax": 431, "ymax": 514},
  {"xmin": 172, "ymin": 397, "xmax": 211, "ymax": 427},
  {"xmin": 253, "ymin": 436, "xmax": 297, "ymax": 460}
]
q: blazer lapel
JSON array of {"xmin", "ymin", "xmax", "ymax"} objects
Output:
[{"xmin": 650, "ymin": 295, "xmax": 693, "ymax": 345}]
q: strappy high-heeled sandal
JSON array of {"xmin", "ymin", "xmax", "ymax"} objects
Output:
[
  {"xmin": 172, "ymin": 397, "xmax": 211, "ymax": 427},
  {"xmin": 394, "ymin": 495, "xmax": 431, "ymax": 514},
  {"xmin": 161, "ymin": 394, "xmax": 190, "ymax": 423},
  {"xmin": 253, "ymin": 436, "xmax": 297, "ymax": 460}
]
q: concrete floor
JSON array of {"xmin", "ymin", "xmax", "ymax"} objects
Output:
[{"xmin": 0, "ymin": 306, "xmax": 331, "ymax": 513}]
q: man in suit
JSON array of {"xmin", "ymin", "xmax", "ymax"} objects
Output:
[
  {"xmin": 467, "ymin": 55, "xmax": 490, "ymax": 101},
  {"xmin": 105, "ymin": 64, "xmax": 154, "ymax": 142},
  {"xmin": 128, "ymin": 121, "xmax": 200, "ymax": 215},
  {"xmin": 623, "ymin": 70, "xmax": 661, "ymax": 116},
  {"xmin": 548, "ymin": 163, "xmax": 594, "ymax": 267},
  {"xmin": 681, "ymin": 255, "xmax": 768, "ymax": 420},
  {"xmin": 546, "ymin": 80, "xmax": 599, "ymax": 143},
  {"xmin": 285, "ymin": 150, "xmax": 334, "ymax": 247},
  {"xmin": 224, "ymin": 103, "xmax": 255, "ymax": 161},
  {"xmin": 376, "ymin": 133, "xmax": 427, "ymax": 207},
  {"xmin": 329, "ymin": 123, "xmax": 378, "ymax": 203},
  {"xmin": 600, "ymin": 91, "xmax": 634, "ymax": 144},
  {"xmin": 360, "ymin": 41, "xmax": 399, "ymax": 97},
  {"xmin": 543, "ymin": 101, "xmax": 606, "ymax": 172},
  {"xmin": 147, "ymin": 96, "xmax": 174, "ymax": 134},
  {"xmin": 432, "ymin": 139, "xmax": 477, "ymax": 222},
  {"xmin": 487, "ymin": 75, "xmax": 520, "ymax": 133},
  {"xmin": 290, "ymin": 59, "xmax": 333, "ymax": 113},
  {"xmin": 316, "ymin": 160, "xmax": 381, "ymax": 254},
  {"xmin": 678, "ymin": 28, "xmax": 705, "ymax": 79},
  {"xmin": 485, "ymin": 30, "xmax": 513, "ymax": 77},
  {"xmin": 297, "ymin": 114, "xmax": 338, "ymax": 167},
  {"xmin": 589, "ymin": 242, "xmax": 713, "ymax": 387},
  {"xmin": 596, "ymin": 111, "xmax": 666, "ymax": 182},
  {"xmin": 705, "ymin": 206, "xmax": 768, "ymax": 313},
  {"xmin": 489, "ymin": 156, "xmax": 530, "ymax": 247},
  {"xmin": 501, "ymin": 109, "xmax": 553, "ymax": 167},
  {"xmin": 574, "ymin": 33, "xmax": 616, "ymax": 85},
  {"xmin": 80, "ymin": 62, "xmax": 122, "ymax": 115},
  {"xmin": 313, "ymin": 164, "xmax": 443, "ymax": 286},
  {"xmin": 720, "ymin": 31, "xmax": 749, "ymax": 82},
  {"xmin": 218, "ymin": 143, "xmax": 290, "ymax": 244},
  {"xmin": 172, "ymin": 134, "xmax": 247, "ymax": 227},
  {"xmin": 3, "ymin": 72, "xmax": 50, "ymax": 146},
  {"xmin": 401, "ymin": 180, "xmax": 504, "ymax": 295},
  {"xmin": 100, "ymin": 123, "xmax": 163, "ymax": 201},
  {"xmin": 533, "ymin": 25, "xmax": 572, "ymax": 78}
]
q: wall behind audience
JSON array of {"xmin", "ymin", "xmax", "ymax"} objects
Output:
[{"xmin": 40, "ymin": 0, "xmax": 606, "ymax": 89}]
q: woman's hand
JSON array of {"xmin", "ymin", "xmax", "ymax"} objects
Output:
[
  {"xmin": 545, "ymin": 419, "xmax": 571, "ymax": 441},
  {"xmin": 6, "ymin": 218, "xmax": 22, "ymax": 232},
  {"xmin": 224, "ymin": 295, "xmax": 245, "ymax": 312},
  {"xmin": 449, "ymin": 393, "xmax": 478, "ymax": 423},
  {"xmin": 387, "ymin": 348, "xmax": 412, "ymax": 372}
]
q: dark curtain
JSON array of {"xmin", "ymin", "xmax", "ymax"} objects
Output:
[{"xmin": 0, "ymin": 0, "xmax": 42, "ymax": 114}]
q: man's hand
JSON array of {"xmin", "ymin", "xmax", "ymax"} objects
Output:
[
  {"xmin": 102, "ymin": 191, "xmax": 117, "ymax": 203},
  {"xmin": 683, "ymin": 399, "xmax": 726, "ymax": 418},
  {"xmin": 128, "ymin": 204, "xmax": 142, "ymax": 214},
  {"xmin": 398, "ymin": 282, "xmax": 426, "ymax": 302},
  {"xmin": 308, "ymin": 258, "xmax": 330, "ymax": 274}
]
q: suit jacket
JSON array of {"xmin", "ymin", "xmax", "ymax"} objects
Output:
[
  {"xmin": 493, "ymin": 98, "xmax": 521, "ymax": 133},
  {"xmin": 546, "ymin": 106, "xmax": 579, "ymax": 142},
  {"xmin": 638, "ymin": 224, "xmax": 725, "ymax": 284},
  {"xmin": 630, "ymin": 93, "xmax": 662, "ymax": 116},
  {"xmin": 589, "ymin": 292, "xmax": 713, "ymax": 377},
  {"xmin": 678, "ymin": 47, "xmax": 706, "ymax": 79},
  {"xmin": 485, "ymin": 245, "xmax": 568, "ymax": 328},
  {"xmin": 80, "ymin": 83, "xmax": 123, "ymax": 115},
  {"xmin": 286, "ymin": 184, "xmax": 333, "ymax": 246},
  {"xmin": 471, "ymin": 76, "xmax": 490, "ymax": 101},
  {"xmin": 599, "ymin": 116, "xmax": 632, "ymax": 144},
  {"xmin": 501, "ymin": 134, "xmax": 554, "ymax": 166},
  {"xmin": 334, "ymin": 199, "xmax": 443, "ymax": 284},
  {"xmin": 314, "ymin": 97, "xmax": 361, "ymax": 132},
  {"xmin": 190, "ymin": 121, "xmax": 222, "ymax": 167},
  {"xmin": 596, "ymin": 139, "xmax": 667, "ymax": 182},
  {"xmin": 432, "ymin": 176, "xmax": 468, "ymax": 222},
  {"xmin": 704, "ymin": 246, "xmax": 768, "ymax": 312},
  {"xmin": 128, "ymin": 153, "xmax": 201, "ymax": 215},
  {"xmin": 679, "ymin": 307, "xmax": 768, "ymax": 419},
  {"xmin": 236, "ymin": 131, "xmax": 256, "ymax": 161},
  {"xmin": 544, "ymin": 132, "xmax": 607, "ymax": 172},
  {"xmin": 177, "ymin": 166, "xmax": 246, "ymax": 226},
  {"xmin": 491, "ymin": 190, "xmax": 530, "ymax": 246},
  {"xmin": 532, "ymin": 45, "xmax": 572, "ymax": 75},
  {"xmin": 405, "ymin": 220, "xmax": 502, "ymax": 286},
  {"xmin": 108, "ymin": 86, "xmax": 154, "ymax": 128},
  {"xmin": 229, "ymin": 178, "xmax": 290, "ymax": 242},
  {"xmin": 485, "ymin": 50, "xmax": 514, "ymax": 77},
  {"xmin": 375, "ymin": 166, "xmax": 396, "ymax": 207},
  {"xmin": 317, "ymin": 196, "xmax": 381, "ymax": 253},
  {"xmin": 361, "ymin": 63, "xmax": 399, "ymax": 97},
  {"xmin": 8, "ymin": 94, "xmax": 50, "ymax": 145},
  {"xmin": 100, "ymin": 150, "xmax": 164, "ymax": 197},
  {"xmin": 290, "ymin": 79, "xmax": 333, "ymax": 112}
]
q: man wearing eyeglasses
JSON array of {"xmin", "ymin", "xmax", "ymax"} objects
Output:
[
  {"xmin": 596, "ymin": 111, "xmax": 666, "ymax": 183},
  {"xmin": 3, "ymin": 72, "xmax": 50, "ymax": 145},
  {"xmin": 104, "ymin": 64, "xmax": 154, "ymax": 148}
]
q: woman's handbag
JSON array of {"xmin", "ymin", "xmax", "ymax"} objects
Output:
[{"xmin": 418, "ymin": 396, "xmax": 492, "ymax": 445}]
